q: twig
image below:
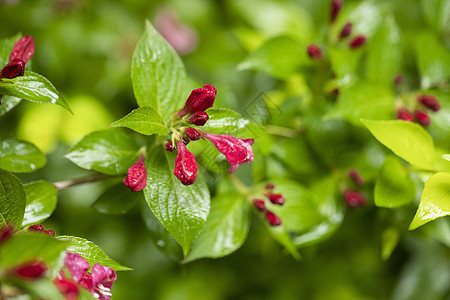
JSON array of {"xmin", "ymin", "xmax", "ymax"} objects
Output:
[{"xmin": 53, "ymin": 173, "xmax": 117, "ymax": 190}]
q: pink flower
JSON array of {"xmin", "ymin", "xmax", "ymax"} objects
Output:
[
  {"xmin": 123, "ymin": 154, "xmax": 147, "ymax": 192},
  {"xmin": 203, "ymin": 133, "xmax": 254, "ymax": 174},
  {"xmin": 175, "ymin": 84, "xmax": 217, "ymax": 117},
  {"xmin": 174, "ymin": 140, "xmax": 198, "ymax": 185},
  {"xmin": 54, "ymin": 275, "xmax": 80, "ymax": 300}
]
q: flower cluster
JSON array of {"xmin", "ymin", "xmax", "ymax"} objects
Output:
[
  {"xmin": 396, "ymin": 94, "xmax": 441, "ymax": 127},
  {"xmin": 252, "ymin": 183, "xmax": 284, "ymax": 226},
  {"xmin": 342, "ymin": 169, "xmax": 367, "ymax": 207},
  {"xmin": 0, "ymin": 36, "xmax": 34, "ymax": 80},
  {"xmin": 165, "ymin": 84, "xmax": 254, "ymax": 186}
]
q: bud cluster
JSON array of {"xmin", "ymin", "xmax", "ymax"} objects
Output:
[
  {"xmin": 342, "ymin": 169, "xmax": 367, "ymax": 207},
  {"xmin": 251, "ymin": 183, "xmax": 284, "ymax": 226},
  {"xmin": 28, "ymin": 224, "xmax": 55, "ymax": 236},
  {"xmin": 396, "ymin": 94, "xmax": 440, "ymax": 127}
]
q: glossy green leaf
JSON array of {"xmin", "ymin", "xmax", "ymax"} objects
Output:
[
  {"xmin": 65, "ymin": 128, "xmax": 141, "ymax": 175},
  {"xmin": 0, "ymin": 169, "xmax": 25, "ymax": 228},
  {"xmin": 201, "ymin": 108, "xmax": 252, "ymax": 136},
  {"xmin": 93, "ymin": 183, "xmax": 142, "ymax": 215},
  {"xmin": 381, "ymin": 227, "xmax": 400, "ymax": 261},
  {"xmin": 0, "ymin": 71, "xmax": 71, "ymax": 113},
  {"xmin": 443, "ymin": 154, "xmax": 450, "ymax": 162},
  {"xmin": 0, "ymin": 95, "xmax": 21, "ymax": 116},
  {"xmin": 328, "ymin": 82, "xmax": 394, "ymax": 125},
  {"xmin": 57, "ymin": 235, "xmax": 132, "ymax": 271},
  {"xmin": 110, "ymin": 106, "xmax": 167, "ymax": 136},
  {"xmin": 410, "ymin": 172, "xmax": 450, "ymax": 230},
  {"xmin": 131, "ymin": 21, "xmax": 187, "ymax": 120},
  {"xmin": 265, "ymin": 223, "xmax": 301, "ymax": 260},
  {"xmin": 143, "ymin": 146, "xmax": 210, "ymax": 256},
  {"xmin": 186, "ymin": 191, "xmax": 251, "ymax": 262},
  {"xmin": 374, "ymin": 156, "xmax": 415, "ymax": 208},
  {"xmin": 22, "ymin": 181, "xmax": 57, "ymax": 226},
  {"xmin": 238, "ymin": 36, "xmax": 307, "ymax": 79},
  {"xmin": 366, "ymin": 16, "xmax": 402, "ymax": 86},
  {"xmin": 0, "ymin": 138, "xmax": 46, "ymax": 173},
  {"xmin": 361, "ymin": 119, "xmax": 435, "ymax": 170},
  {"xmin": 0, "ymin": 233, "xmax": 67, "ymax": 268}
]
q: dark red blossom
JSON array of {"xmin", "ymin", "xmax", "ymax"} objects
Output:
[
  {"xmin": 175, "ymin": 84, "xmax": 217, "ymax": 117},
  {"xmin": 415, "ymin": 110, "xmax": 431, "ymax": 126},
  {"xmin": 54, "ymin": 276, "xmax": 80, "ymax": 300},
  {"xmin": 348, "ymin": 169, "xmax": 364, "ymax": 186},
  {"xmin": 343, "ymin": 189, "xmax": 367, "ymax": 207},
  {"xmin": 307, "ymin": 44, "xmax": 322, "ymax": 60},
  {"xmin": 339, "ymin": 22, "xmax": 352, "ymax": 39},
  {"xmin": 330, "ymin": 0, "xmax": 343, "ymax": 23},
  {"xmin": 9, "ymin": 36, "xmax": 35, "ymax": 63},
  {"xmin": 189, "ymin": 111, "xmax": 209, "ymax": 126},
  {"xmin": 165, "ymin": 141, "xmax": 174, "ymax": 152},
  {"xmin": 265, "ymin": 183, "xmax": 275, "ymax": 190},
  {"xmin": 417, "ymin": 94, "xmax": 441, "ymax": 112},
  {"xmin": 265, "ymin": 193, "xmax": 285, "ymax": 206},
  {"xmin": 29, "ymin": 224, "xmax": 55, "ymax": 236},
  {"xmin": 123, "ymin": 154, "xmax": 147, "ymax": 192},
  {"xmin": 252, "ymin": 199, "xmax": 266, "ymax": 212},
  {"xmin": 0, "ymin": 59, "xmax": 25, "ymax": 79},
  {"xmin": 349, "ymin": 35, "xmax": 366, "ymax": 49},
  {"xmin": 265, "ymin": 211, "xmax": 282, "ymax": 226},
  {"xmin": 13, "ymin": 261, "xmax": 47, "ymax": 280},
  {"xmin": 174, "ymin": 140, "xmax": 198, "ymax": 185},
  {"xmin": 397, "ymin": 108, "xmax": 414, "ymax": 122},
  {"xmin": 185, "ymin": 127, "xmax": 201, "ymax": 141}
]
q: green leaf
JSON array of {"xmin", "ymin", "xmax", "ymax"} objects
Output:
[
  {"xmin": 328, "ymin": 46, "xmax": 361, "ymax": 80},
  {"xmin": 381, "ymin": 227, "xmax": 400, "ymax": 261},
  {"xmin": 22, "ymin": 180, "xmax": 57, "ymax": 227},
  {"xmin": 57, "ymin": 235, "xmax": 132, "ymax": 271},
  {"xmin": 0, "ymin": 169, "xmax": 26, "ymax": 228},
  {"xmin": 366, "ymin": 15, "xmax": 402, "ymax": 86},
  {"xmin": 0, "ymin": 233, "xmax": 67, "ymax": 268},
  {"xmin": 185, "ymin": 191, "xmax": 251, "ymax": 262},
  {"xmin": 92, "ymin": 183, "xmax": 142, "ymax": 215},
  {"xmin": 65, "ymin": 128, "xmax": 141, "ymax": 175},
  {"xmin": 265, "ymin": 224, "xmax": 301, "ymax": 260},
  {"xmin": 143, "ymin": 146, "xmax": 210, "ymax": 256},
  {"xmin": 328, "ymin": 82, "xmax": 394, "ymax": 125},
  {"xmin": 0, "ymin": 138, "xmax": 46, "ymax": 173},
  {"xmin": 0, "ymin": 71, "xmax": 71, "ymax": 113},
  {"xmin": 0, "ymin": 95, "xmax": 21, "ymax": 116},
  {"xmin": 17, "ymin": 279, "xmax": 67, "ymax": 300},
  {"xmin": 409, "ymin": 172, "xmax": 450, "ymax": 230},
  {"xmin": 361, "ymin": 119, "xmax": 435, "ymax": 170},
  {"xmin": 201, "ymin": 108, "xmax": 252, "ymax": 136},
  {"xmin": 374, "ymin": 156, "xmax": 415, "ymax": 208},
  {"xmin": 0, "ymin": 34, "xmax": 21, "ymax": 67},
  {"xmin": 131, "ymin": 21, "xmax": 187, "ymax": 120},
  {"xmin": 110, "ymin": 107, "xmax": 167, "ymax": 136},
  {"xmin": 443, "ymin": 154, "xmax": 450, "ymax": 162},
  {"xmin": 238, "ymin": 36, "xmax": 308, "ymax": 79}
]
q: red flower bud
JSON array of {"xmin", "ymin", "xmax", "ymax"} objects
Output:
[
  {"xmin": 330, "ymin": 0, "xmax": 343, "ymax": 23},
  {"xmin": 265, "ymin": 183, "xmax": 275, "ymax": 190},
  {"xmin": 415, "ymin": 110, "xmax": 431, "ymax": 126},
  {"xmin": 174, "ymin": 140, "xmax": 198, "ymax": 185},
  {"xmin": 0, "ymin": 224, "xmax": 14, "ymax": 244},
  {"xmin": 0, "ymin": 59, "xmax": 25, "ymax": 79},
  {"xmin": 13, "ymin": 261, "xmax": 47, "ymax": 280},
  {"xmin": 54, "ymin": 276, "xmax": 80, "ymax": 300},
  {"xmin": 417, "ymin": 94, "xmax": 441, "ymax": 112},
  {"xmin": 396, "ymin": 108, "xmax": 414, "ymax": 122},
  {"xmin": 189, "ymin": 111, "xmax": 209, "ymax": 126},
  {"xmin": 394, "ymin": 73, "xmax": 404, "ymax": 85},
  {"xmin": 185, "ymin": 127, "xmax": 201, "ymax": 141},
  {"xmin": 29, "ymin": 224, "xmax": 55, "ymax": 236},
  {"xmin": 265, "ymin": 211, "xmax": 282, "ymax": 226},
  {"xmin": 175, "ymin": 84, "xmax": 217, "ymax": 117},
  {"xmin": 265, "ymin": 193, "xmax": 285, "ymax": 206},
  {"xmin": 349, "ymin": 35, "xmax": 366, "ymax": 49},
  {"xmin": 123, "ymin": 154, "xmax": 147, "ymax": 192},
  {"xmin": 307, "ymin": 44, "xmax": 322, "ymax": 60},
  {"xmin": 165, "ymin": 141, "xmax": 174, "ymax": 152},
  {"xmin": 252, "ymin": 199, "xmax": 266, "ymax": 212},
  {"xmin": 343, "ymin": 189, "xmax": 367, "ymax": 207},
  {"xmin": 348, "ymin": 169, "xmax": 364, "ymax": 186},
  {"xmin": 9, "ymin": 36, "xmax": 35, "ymax": 63},
  {"xmin": 339, "ymin": 22, "xmax": 352, "ymax": 39}
]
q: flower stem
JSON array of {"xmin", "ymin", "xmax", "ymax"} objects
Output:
[
  {"xmin": 53, "ymin": 173, "xmax": 117, "ymax": 190},
  {"xmin": 228, "ymin": 175, "xmax": 250, "ymax": 194}
]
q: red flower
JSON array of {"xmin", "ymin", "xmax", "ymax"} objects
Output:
[
  {"xmin": 175, "ymin": 84, "xmax": 217, "ymax": 117},
  {"xmin": 13, "ymin": 261, "xmax": 47, "ymax": 280},
  {"xmin": 339, "ymin": 22, "xmax": 352, "ymax": 39},
  {"xmin": 415, "ymin": 110, "xmax": 431, "ymax": 126},
  {"xmin": 252, "ymin": 199, "xmax": 266, "ymax": 212},
  {"xmin": 417, "ymin": 94, "xmax": 441, "ymax": 112},
  {"xmin": 189, "ymin": 111, "xmax": 209, "ymax": 126},
  {"xmin": 265, "ymin": 193, "xmax": 285, "ymax": 206},
  {"xmin": 397, "ymin": 108, "xmax": 414, "ymax": 122},
  {"xmin": 165, "ymin": 141, "xmax": 175, "ymax": 152},
  {"xmin": 1, "ymin": 60, "xmax": 25, "ymax": 79},
  {"xmin": 54, "ymin": 275, "xmax": 80, "ymax": 300},
  {"xmin": 29, "ymin": 224, "xmax": 55, "ymax": 236},
  {"xmin": 330, "ymin": 0, "xmax": 343, "ymax": 23},
  {"xmin": 265, "ymin": 211, "xmax": 282, "ymax": 226},
  {"xmin": 349, "ymin": 35, "xmax": 367, "ymax": 49},
  {"xmin": 1, "ymin": 36, "xmax": 35, "ymax": 79},
  {"xmin": 123, "ymin": 154, "xmax": 147, "ymax": 192},
  {"xmin": 307, "ymin": 44, "xmax": 322, "ymax": 60},
  {"xmin": 174, "ymin": 140, "xmax": 198, "ymax": 185},
  {"xmin": 185, "ymin": 127, "xmax": 201, "ymax": 141},
  {"xmin": 343, "ymin": 189, "xmax": 367, "ymax": 207}
]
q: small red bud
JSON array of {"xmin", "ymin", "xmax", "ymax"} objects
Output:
[
  {"xmin": 397, "ymin": 108, "xmax": 414, "ymax": 122},
  {"xmin": 13, "ymin": 261, "xmax": 47, "ymax": 280},
  {"xmin": 265, "ymin": 193, "xmax": 285, "ymax": 206},
  {"xmin": 165, "ymin": 141, "xmax": 174, "ymax": 152},
  {"xmin": 185, "ymin": 127, "xmax": 201, "ymax": 141},
  {"xmin": 0, "ymin": 59, "xmax": 25, "ymax": 79},
  {"xmin": 330, "ymin": 0, "xmax": 343, "ymax": 23},
  {"xmin": 174, "ymin": 140, "xmax": 198, "ymax": 185},
  {"xmin": 417, "ymin": 94, "xmax": 441, "ymax": 112},
  {"xmin": 265, "ymin": 211, "xmax": 282, "ymax": 226},
  {"xmin": 394, "ymin": 73, "xmax": 404, "ymax": 85},
  {"xmin": 252, "ymin": 199, "xmax": 266, "ymax": 212},
  {"xmin": 415, "ymin": 110, "xmax": 431, "ymax": 126},
  {"xmin": 10, "ymin": 36, "xmax": 35, "ymax": 63},
  {"xmin": 307, "ymin": 44, "xmax": 322, "ymax": 60},
  {"xmin": 29, "ymin": 224, "xmax": 55, "ymax": 236},
  {"xmin": 265, "ymin": 183, "xmax": 275, "ymax": 190},
  {"xmin": 343, "ymin": 189, "xmax": 367, "ymax": 207},
  {"xmin": 54, "ymin": 276, "xmax": 80, "ymax": 300},
  {"xmin": 189, "ymin": 111, "xmax": 209, "ymax": 126},
  {"xmin": 339, "ymin": 22, "xmax": 352, "ymax": 39},
  {"xmin": 348, "ymin": 169, "xmax": 364, "ymax": 186},
  {"xmin": 123, "ymin": 154, "xmax": 147, "ymax": 192},
  {"xmin": 349, "ymin": 35, "xmax": 366, "ymax": 49},
  {"xmin": 0, "ymin": 224, "xmax": 14, "ymax": 244},
  {"xmin": 175, "ymin": 84, "xmax": 217, "ymax": 117}
]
